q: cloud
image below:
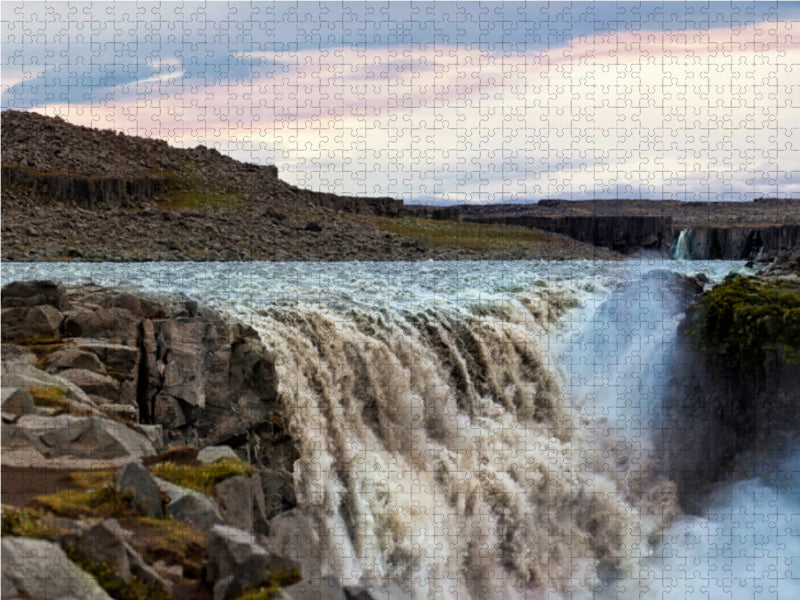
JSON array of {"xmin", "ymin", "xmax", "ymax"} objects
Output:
[{"xmin": 20, "ymin": 21, "xmax": 800, "ymax": 202}]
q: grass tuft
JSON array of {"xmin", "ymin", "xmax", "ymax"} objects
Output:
[
  {"xmin": 233, "ymin": 568, "xmax": 303, "ymax": 600},
  {"xmin": 1, "ymin": 505, "xmax": 61, "ymax": 538},
  {"xmin": 151, "ymin": 457, "xmax": 255, "ymax": 495}
]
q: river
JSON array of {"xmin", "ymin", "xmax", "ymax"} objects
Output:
[{"xmin": 4, "ymin": 258, "xmax": 797, "ymax": 599}]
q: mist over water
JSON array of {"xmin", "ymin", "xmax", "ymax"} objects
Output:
[{"xmin": 6, "ymin": 259, "xmax": 797, "ymax": 599}]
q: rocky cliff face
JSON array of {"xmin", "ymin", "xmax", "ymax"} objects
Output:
[
  {"xmin": 662, "ymin": 250, "xmax": 800, "ymax": 508},
  {"xmin": 464, "ymin": 214, "xmax": 673, "ymax": 254},
  {"xmin": 672, "ymin": 225, "xmax": 800, "ymax": 260},
  {"xmin": 2, "ymin": 280, "xmax": 298, "ymax": 515}
]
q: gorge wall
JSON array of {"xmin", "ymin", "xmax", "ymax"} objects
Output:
[{"xmin": 661, "ymin": 250, "xmax": 800, "ymax": 508}]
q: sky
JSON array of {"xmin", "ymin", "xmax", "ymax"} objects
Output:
[{"xmin": 3, "ymin": 1, "xmax": 799, "ymax": 204}]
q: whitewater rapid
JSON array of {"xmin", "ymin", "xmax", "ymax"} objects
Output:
[{"xmin": 5, "ymin": 259, "xmax": 797, "ymax": 599}]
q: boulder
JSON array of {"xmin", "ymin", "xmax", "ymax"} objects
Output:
[
  {"xmin": 1, "ymin": 387, "xmax": 38, "ymax": 421},
  {"xmin": 282, "ymin": 575, "xmax": 347, "ymax": 600},
  {"xmin": 198, "ymin": 445, "xmax": 239, "ymax": 464},
  {"xmin": 207, "ymin": 524, "xmax": 296, "ymax": 600},
  {"xmin": 154, "ymin": 476, "xmax": 224, "ymax": 531},
  {"xmin": 46, "ymin": 347, "xmax": 108, "ymax": 374},
  {"xmin": 1, "ymin": 343, "xmax": 37, "ymax": 366},
  {"xmin": 133, "ymin": 423, "xmax": 165, "ymax": 452},
  {"xmin": 1, "ymin": 304, "xmax": 63, "ymax": 342},
  {"xmin": 158, "ymin": 318, "xmax": 225, "ymax": 410},
  {"xmin": 19, "ymin": 414, "xmax": 156, "ymax": 460},
  {"xmin": 75, "ymin": 340, "xmax": 139, "ymax": 377},
  {"xmin": 265, "ymin": 509, "xmax": 321, "ymax": 586},
  {"xmin": 73, "ymin": 518, "xmax": 172, "ymax": 593},
  {"xmin": 1, "ymin": 280, "xmax": 69, "ymax": 310},
  {"xmin": 2, "ymin": 363, "xmax": 99, "ymax": 412},
  {"xmin": 167, "ymin": 492, "xmax": 225, "ymax": 532},
  {"xmin": 1, "ymin": 536, "xmax": 112, "ymax": 600},
  {"xmin": 75, "ymin": 519, "xmax": 132, "ymax": 582},
  {"xmin": 215, "ymin": 474, "xmax": 269, "ymax": 534},
  {"xmin": 117, "ymin": 461, "xmax": 163, "ymax": 517},
  {"xmin": 62, "ymin": 307, "xmax": 139, "ymax": 345},
  {"xmin": 58, "ymin": 368, "xmax": 120, "ymax": 401}
]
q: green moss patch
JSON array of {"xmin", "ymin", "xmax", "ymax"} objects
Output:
[
  {"xmin": 688, "ymin": 274, "xmax": 800, "ymax": 366},
  {"xmin": 233, "ymin": 568, "xmax": 303, "ymax": 600},
  {"xmin": 34, "ymin": 471, "xmax": 135, "ymax": 519},
  {"xmin": 1, "ymin": 505, "xmax": 63, "ymax": 538},
  {"xmin": 64, "ymin": 544, "xmax": 174, "ymax": 600},
  {"xmin": 370, "ymin": 216, "xmax": 565, "ymax": 253},
  {"xmin": 151, "ymin": 457, "xmax": 255, "ymax": 495},
  {"xmin": 27, "ymin": 386, "xmax": 70, "ymax": 413}
]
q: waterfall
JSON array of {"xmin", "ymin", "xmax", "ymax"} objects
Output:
[
  {"xmin": 671, "ymin": 229, "xmax": 692, "ymax": 260},
  {"xmin": 10, "ymin": 259, "xmax": 790, "ymax": 600},
  {"xmin": 246, "ymin": 272, "xmax": 692, "ymax": 598}
]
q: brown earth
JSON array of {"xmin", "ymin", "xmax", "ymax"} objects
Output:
[{"xmin": 1, "ymin": 110, "xmax": 617, "ymax": 262}]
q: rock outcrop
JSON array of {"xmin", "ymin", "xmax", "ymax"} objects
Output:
[
  {"xmin": 676, "ymin": 224, "xmax": 800, "ymax": 260},
  {"xmin": 2, "ymin": 279, "xmax": 297, "ymax": 512},
  {"xmin": 2, "ymin": 536, "xmax": 113, "ymax": 600},
  {"xmin": 663, "ymin": 249, "xmax": 800, "ymax": 507},
  {"xmin": 465, "ymin": 214, "xmax": 673, "ymax": 254}
]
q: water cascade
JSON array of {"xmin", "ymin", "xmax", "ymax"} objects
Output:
[
  {"xmin": 671, "ymin": 229, "xmax": 693, "ymax": 260},
  {"xmin": 5, "ymin": 259, "xmax": 795, "ymax": 599}
]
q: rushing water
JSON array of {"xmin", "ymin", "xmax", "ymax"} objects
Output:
[{"xmin": 4, "ymin": 258, "xmax": 798, "ymax": 599}]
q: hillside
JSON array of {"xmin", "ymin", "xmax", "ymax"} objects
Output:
[{"xmin": 1, "ymin": 110, "xmax": 616, "ymax": 262}]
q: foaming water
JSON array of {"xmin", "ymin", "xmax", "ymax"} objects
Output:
[{"xmin": 6, "ymin": 258, "xmax": 795, "ymax": 599}]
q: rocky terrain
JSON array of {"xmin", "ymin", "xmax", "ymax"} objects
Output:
[
  {"xmin": 1, "ymin": 110, "xmax": 615, "ymax": 262},
  {"xmin": 662, "ymin": 247, "xmax": 800, "ymax": 507},
  {"xmin": 460, "ymin": 199, "xmax": 800, "ymax": 259},
  {"xmin": 0, "ymin": 280, "xmax": 373, "ymax": 600}
]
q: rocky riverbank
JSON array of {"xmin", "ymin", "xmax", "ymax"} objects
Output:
[{"xmin": 0, "ymin": 280, "xmax": 373, "ymax": 600}]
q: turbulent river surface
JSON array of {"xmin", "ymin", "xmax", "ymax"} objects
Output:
[{"xmin": 5, "ymin": 259, "xmax": 799, "ymax": 599}]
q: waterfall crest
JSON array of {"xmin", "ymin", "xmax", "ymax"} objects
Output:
[{"xmin": 250, "ymin": 288, "xmax": 673, "ymax": 598}]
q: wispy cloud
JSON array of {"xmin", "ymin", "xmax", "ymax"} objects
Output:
[{"xmin": 5, "ymin": 4, "xmax": 798, "ymax": 202}]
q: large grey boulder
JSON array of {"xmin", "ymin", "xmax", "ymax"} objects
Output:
[
  {"xmin": 207, "ymin": 524, "xmax": 296, "ymax": 600},
  {"xmin": 265, "ymin": 509, "xmax": 321, "ymax": 586},
  {"xmin": 1, "ymin": 304, "xmax": 63, "ymax": 342},
  {"xmin": 58, "ymin": 368, "xmax": 120, "ymax": 401},
  {"xmin": 1, "ymin": 280, "xmax": 69, "ymax": 310},
  {"xmin": 76, "ymin": 340, "xmax": 140, "ymax": 377},
  {"xmin": 282, "ymin": 575, "xmax": 345, "ymax": 600},
  {"xmin": 1, "ymin": 387, "xmax": 38, "ymax": 422},
  {"xmin": 72, "ymin": 518, "xmax": 172, "ymax": 593},
  {"xmin": 1, "ymin": 363, "xmax": 99, "ymax": 412},
  {"xmin": 46, "ymin": 346, "xmax": 108, "ymax": 374},
  {"xmin": 62, "ymin": 307, "xmax": 139, "ymax": 345},
  {"xmin": 1, "ymin": 536, "xmax": 112, "ymax": 600},
  {"xmin": 154, "ymin": 476, "xmax": 224, "ymax": 531},
  {"xmin": 215, "ymin": 474, "xmax": 270, "ymax": 534},
  {"xmin": 75, "ymin": 519, "xmax": 133, "ymax": 582},
  {"xmin": 117, "ymin": 461, "xmax": 163, "ymax": 517},
  {"xmin": 198, "ymin": 445, "xmax": 239, "ymax": 464},
  {"xmin": 18, "ymin": 414, "xmax": 156, "ymax": 460}
]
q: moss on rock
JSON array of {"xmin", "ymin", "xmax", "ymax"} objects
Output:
[{"xmin": 687, "ymin": 273, "xmax": 800, "ymax": 367}]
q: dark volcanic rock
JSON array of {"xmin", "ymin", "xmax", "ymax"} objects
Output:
[
  {"xmin": 663, "ymin": 257, "xmax": 800, "ymax": 508},
  {"xmin": 1, "ymin": 279, "xmax": 69, "ymax": 310}
]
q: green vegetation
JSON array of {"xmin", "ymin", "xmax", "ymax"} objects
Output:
[
  {"xmin": 370, "ymin": 216, "xmax": 568, "ymax": 253},
  {"xmin": 232, "ymin": 568, "xmax": 303, "ymax": 600},
  {"xmin": 1, "ymin": 505, "xmax": 62, "ymax": 538},
  {"xmin": 151, "ymin": 457, "xmax": 255, "ymax": 495},
  {"xmin": 689, "ymin": 274, "xmax": 800, "ymax": 366},
  {"xmin": 135, "ymin": 517, "xmax": 207, "ymax": 579},
  {"xmin": 27, "ymin": 385, "xmax": 71, "ymax": 413},
  {"xmin": 64, "ymin": 544, "xmax": 174, "ymax": 600},
  {"xmin": 34, "ymin": 471, "xmax": 134, "ymax": 518}
]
